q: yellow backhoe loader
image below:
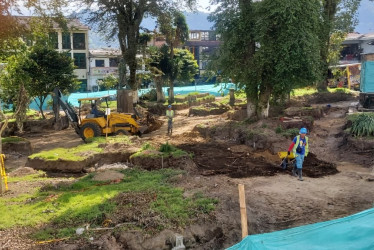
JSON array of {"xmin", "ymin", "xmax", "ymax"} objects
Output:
[{"xmin": 53, "ymin": 88, "xmax": 146, "ymax": 141}]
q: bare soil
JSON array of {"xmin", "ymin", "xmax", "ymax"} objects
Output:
[{"xmin": 2, "ymin": 95, "xmax": 374, "ymax": 249}]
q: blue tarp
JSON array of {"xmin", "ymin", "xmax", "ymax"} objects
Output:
[
  {"xmin": 360, "ymin": 61, "xmax": 374, "ymax": 93},
  {"xmin": 26, "ymin": 83, "xmax": 235, "ymax": 110},
  {"xmin": 67, "ymin": 83, "xmax": 235, "ymax": 107},
  {"xmin": 228, "ymin": 208, "xmax": 374, "ymax": 250}
]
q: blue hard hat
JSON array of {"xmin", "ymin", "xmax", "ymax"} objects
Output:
[
  {"xmin": 168, "ymin": 105, "xmax": 172, "ymax": 108},
  {"xmin": 299, "ymin": 128, "xmax": 307, "ymax": 134}
]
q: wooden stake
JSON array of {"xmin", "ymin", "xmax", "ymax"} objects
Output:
[{"xmin": 238, "ymin": 184, "xmax": 248, "ymax": 238}]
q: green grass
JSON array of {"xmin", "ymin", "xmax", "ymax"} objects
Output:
[
  {"xmin": 291, "ymin": 87, "xmax": 352, "ymax": 97},
  {"xmin": 100, "ymin": 101, "xmax": 117, "ymax": 109},
  {"xmin": 218, "ymin": 92, "xmax": 247, "ymax": 105},
  {"xmin": 2, "ymin": 136, "xmax": 27, "ymax": 144},
  {"xmin": 4, "ymin": 109, "xmax": 38, "ymax": 118},
  {"xmin": 0, "ymin": 169, "xmax": 217, "ymax": 240},
  {"xmin": 131, "ymin": 142, "xmax": 190, "ymax": 159},
  {"xmin": 7, "ymin": 171, "xmax": 48, "ymax": 183},
  {"xmin": 29, "ymin": 136, "xmax": 132, "ymax": 161}
]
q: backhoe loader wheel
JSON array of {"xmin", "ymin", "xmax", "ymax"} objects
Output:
[
  {"xmin": 80, "ymin": 123, "xmax": 101, "ymax": 140},
  {"xmin": 115, "ymin": 129, "xmax": 130, "ymax": 136}
]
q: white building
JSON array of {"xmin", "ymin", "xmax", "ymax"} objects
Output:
[
  {"xmin": 88, "ymin": 48, "xmax": 121, "ymax": 92},
  {"xmin": 17, "ymin": 17, "xmax": 90, "ymax": 92}
]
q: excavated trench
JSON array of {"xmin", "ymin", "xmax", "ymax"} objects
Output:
[{"xmin": 179, "ymin": 142, "xmax": 338, "ymax": 178}]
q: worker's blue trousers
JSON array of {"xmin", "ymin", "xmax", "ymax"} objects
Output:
[{"xmin": 295, "ymin": 155, "xmax": 305, "ymax": 169}]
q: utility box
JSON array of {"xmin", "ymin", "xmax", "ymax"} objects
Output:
[
  {"xmin": 359, "ymin": 53, "xmax": 374, "ymax": 108},
  {"xmin": 117, "ymin": 89, "xmax": 134, "ymax": 113}
]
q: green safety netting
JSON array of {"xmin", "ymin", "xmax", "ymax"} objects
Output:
[{"xmin": 228, "ymin": 208, "xmax": 374, "ymax": 250}]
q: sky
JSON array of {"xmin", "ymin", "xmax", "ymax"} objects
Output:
[{"xmin": 355, "ymin": 0, "xmax": 374, "ymax": 33}]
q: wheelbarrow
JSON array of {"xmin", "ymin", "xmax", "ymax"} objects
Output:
[{"xmin": 277, "ymin": 151, "xmax": 296, "ymax": 170}]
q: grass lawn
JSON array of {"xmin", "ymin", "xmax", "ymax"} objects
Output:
[
  {"xmin": 131, "ymin": 142, "xmax": 191, "ymax": 159},
  {"xmin": 0, "ymin": 169, "xmax": 217, "ymax": 241},
  {"xmin": 1, "ymin": 136, "xmax": 27, "ymax": 144},
  {"xmin": 29, "ymin": 136, "xmax": 131, "ymax": 161}
]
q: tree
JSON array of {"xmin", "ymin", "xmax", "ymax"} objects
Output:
[
  {"xmin": 318, "ymin": 0, "xmax": 362, "ymax": 91},
  {"xmin": 99, "ymin": 74, "xmax": 118, "ymax": 94},
  {"xmin": 0, "ymin": 46, "xmax": 31, "ymax": 132},
  {"xmin": 158, "ymin": 11, "xmax": 189, "ymax": 103},
  {"xmin": 173, "ymin": 48, "xmax": 198, "ymax": 85},
  {"xmin": 210, "ymin": 0, "xmax": 321, "ymax": 118},
  {"xmin": 80, "ymin": 0, "xmax": 195, "ymax": 91},
  {"xmin": 23, "ymin": 44, "xmax": 78, "ymax": 119}
]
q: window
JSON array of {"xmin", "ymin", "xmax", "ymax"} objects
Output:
[
  {"xmin": 201, "ymin": 60, "xmax": 209, "ymax": 70},
  {"xmin": 109, "ymin": 58, "xmax": 119, "ymax": 67},
  {"xmin": 95, "ymin": 60, "xmax": 105, "ymax": 67},
  {"xmin": 49, "ymin": 32, "xmax": 58, "ymax": 49},
  {"xmin": 62, "ymin": 33, "xmax": 71, "ymax": 49},
  {"xmin": 189, "ymin": 32, "xmax": 200, "ymax": 40},
  {"xmin": 201, "ymin": 32, "xmax": 209, "ymax": 41},
  {"xmin": 73, "ymin": 33, "xmax": 86, "ymax": 50},
  {"xmin": 73, "ymin": 53, "xmax": 86, "ymax": 69}
]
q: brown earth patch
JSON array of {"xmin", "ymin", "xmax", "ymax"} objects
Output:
[
  {"xmin": 189, "ymin": 103, "xmax": 230, "ymax": 116},
  {"xmin": 26, "ymin": 151, "xmax": 136, "ymax": 173},
  {"xmin": 179, "ymin": 142, "xmax": 338, "ymax": 178},
  {"xmin": 130, "ymin": 154, "xmax": 196, "ymax": 171},
  {"xmin": 8, "ymin": 167, "xmax": 38, "ymax": 177},
  {"xmin": 92, "ymin": 170, "xmax": 125, "ymax": 182},
  {"xmin": 2, "ymin": 139, "xmax": 33, "ymax": 156}
]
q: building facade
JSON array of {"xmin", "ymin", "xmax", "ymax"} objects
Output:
[
  {"xmin": 340, "ymin": 32, "xmax": 374, "ymax": 65},
  {"xmin": 88, "ymin": 48, "xmax": 121, "ymax": 92},
  {"xmin": 184, "ymin": 30, "xmax": 221, "ymax": 77},
  {"xmin": 18, "ymin": 17, "xmax": 90, "ymax": 92},
  {"xmin": 50, "ymin": 19, "xmax": 90, "ymax": 92}
]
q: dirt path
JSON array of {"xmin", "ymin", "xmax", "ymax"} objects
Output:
[
  {"xmin": 23, "ymin": 128, "xmax": 83, "ymax": 154},
  {"xmin": 142, "ymin": 108, "xmax": 225, "ymax": 145}
]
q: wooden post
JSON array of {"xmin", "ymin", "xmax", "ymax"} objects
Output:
[{"xmin": 238, "ymin": 184, "xmax": 248, "ymax": 238}]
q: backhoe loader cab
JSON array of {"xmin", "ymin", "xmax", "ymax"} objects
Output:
[{"xmin": 53, "ymin": 88, "xmax": 144, "ymax": 141}]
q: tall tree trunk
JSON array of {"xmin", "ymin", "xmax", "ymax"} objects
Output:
[
  {"xmin": 257, "ymin": 86, "xmax": 272, "ymax": 119},
  {"xmin": 318, "ymin": 0, "xmax": 339, "ymax": 92},
  {"xmin": 246, "ymin": 96, "xmax": 256, "ymax": 118},
  {"xmin": 14, "ymin": 84, "xmax": 29, "ymax": 132},
  {"xmin": 36, "ymin": 97, "xmax": 46, "ymax": 119},
  {"xmin": 168, "ymin": 79, "xmax": 175, "ymax": 104},
  {"xmin": 155, "ymin": 76, "xmax": 165, "ymax": 102}
]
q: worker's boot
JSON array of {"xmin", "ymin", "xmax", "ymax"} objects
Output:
[
  {"xmin": 292, "ymin": 166, "xmax": 298, "ymax": 177},
  {"xmin": 298, "ymin": 169, "xmax": 303, "ymax": 181}
]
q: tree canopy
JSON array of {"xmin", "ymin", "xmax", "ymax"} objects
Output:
[
  {"xmin": 79, "ymin": 0, "xmax": 195, "ymax": 91},
  {"xmin": 210, "ymin": 0, "xmax": 321, "ymax": 118}
]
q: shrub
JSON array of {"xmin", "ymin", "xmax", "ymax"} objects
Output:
[{"xmin": 349, "ymin": 113, "xmax": 374, "ymax": 137}]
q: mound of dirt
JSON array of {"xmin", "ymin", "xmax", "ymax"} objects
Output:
[
  {"xmin": 2, "ymin": 138, "xmax": 32, "ymax": 155},
  {"xmin": 179, "ymin": 142, "xmax": 338, "ymax": 178},
  {"xmin": 93, "ymin": 170, "xmax": 124, "ymax": 181},
  {"xmin": 302, "ymin": 153, "xmax": 339, "ymax": 177},
  {"xmin": 8, "ymin": 167, "xmax": 38, "ymax": 177},
  {"xmin": 189, "ymin": 103, "xmax": 230, "ymax": 116}
]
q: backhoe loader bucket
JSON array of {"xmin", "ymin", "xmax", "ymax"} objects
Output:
[{"xmin": 139, "ymin": 126, "xmax": 148, "ymax": 134}]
